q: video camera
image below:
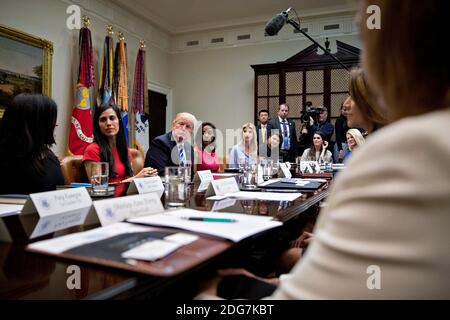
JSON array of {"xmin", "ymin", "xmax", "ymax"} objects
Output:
[{"xmin": 300, "ymin": 105, "xmax": 326, "ymax": 125}]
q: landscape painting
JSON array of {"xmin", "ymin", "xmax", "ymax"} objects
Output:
[{"xmin": 0, "ymin": 24, "xmax": 52, "ymax": 119}]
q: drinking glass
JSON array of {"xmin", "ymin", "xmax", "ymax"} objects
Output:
[
  {"xmin": 242, "ymin": 163, "xmax": 257, "ymax": 189},
  {"xmin": 90, "ymin": 162, "xmax": 109, "ymax": 195},
  {"xmin": 164, "ymin": 166, "xmax": 187, "ymax": 207},
  {"xmin": 260, "ymin": 159, "xmax": 273, "ymax": 181}
]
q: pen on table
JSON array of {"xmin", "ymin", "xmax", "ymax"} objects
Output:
[{"xmin": 181, "ymin": 217, "xmax": 237, "ymax": 223}]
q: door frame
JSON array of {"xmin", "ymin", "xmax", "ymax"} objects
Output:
[{"xmin": 148, "ymin": 81, "xmax": 172, "ymax": 132}]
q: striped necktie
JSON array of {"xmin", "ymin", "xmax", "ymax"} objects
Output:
[
  {"xmin": 282, "ymin": 120, "xmax": 290, "ymax": 150},
  {"xmin": 178, "ymin": 144, "xmax": 186, "ymax": 165}
]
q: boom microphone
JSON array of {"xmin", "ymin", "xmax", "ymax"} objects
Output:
[{"xmin": 265, "ymin": 8, "xmax": 292, "ymax": 36}]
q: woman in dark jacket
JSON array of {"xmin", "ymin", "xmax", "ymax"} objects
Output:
[{"xmin": 0, "ymin": 94, "xmax": 64, "ymax": 194}]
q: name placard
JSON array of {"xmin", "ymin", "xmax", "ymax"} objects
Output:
[
  {"xmin": 127, "ymin": 176, "xmax": 164, "ymax": 197},
  {"xmin": 21, "ymin": 188, "xmax": 92, "ymax": 239},
  {"xmin": 205, "ymin": 177, "xmax": 240, "ymax": 197},
  {"xmin": 278, "ymin": 163, "xmax": 292, "ymax": 178},
  {"xmin": 194, "ymin": 170, "xmax": 214, "ymax": 192},
  {"xmin": 93, "ymin": 193, "xmax": 164, "ymax": 226},
  {"xmin": 211, "ymin": 198, "xmax": 237, "ymax": 211}
]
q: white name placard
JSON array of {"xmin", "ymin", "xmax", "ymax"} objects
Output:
[
  {"xmin": 194, "ymin": 170, "xmax": 214, "ymax": 192},
  {"xmin": 279, "ymin": 163, "xmax": 292, "ymax": 178},
  {"xmin": 21, "ymin": 188, "xmax": 92, "ymax": 239},
  {"xmin": 127, "ymin": 176, "xmax": 164, "ymax": 197},
  {"xmin": 205, "ymin": 177, "xmax": 240, "ymax": 197},
  {"xmin": 93, "ymin": 193, "xmax": 164, "ymax": 226}
]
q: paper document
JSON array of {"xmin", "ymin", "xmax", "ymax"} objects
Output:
[
  {"xmin": 121, "ymin": 240, "xmax": 182, "ymax": 261},
  {"xmin": 0, "ymin": 204, "xmax": 23, "ymax": 217},
  {"xmin": 27, "ymin": 222, "xmax": 152, "ymax": 254},
  {"xmin": 128, "ymin": 209, "xmax": 282, "ymax": 242},
  {"xmin": 207, "ymin": 191, "xmax": 301, "ymax": 202}
]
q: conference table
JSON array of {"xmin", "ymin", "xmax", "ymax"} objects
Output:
[{"xmin": 0, "ymin": 174, "xmax": 330, "ymax": 299}]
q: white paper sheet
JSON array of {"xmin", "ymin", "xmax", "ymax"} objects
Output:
[
  {"xmin": 128, "ymin": 209, "xmax": 282, "ymax": 242},
  {"xmin": 0, "ymin": 204, "xmax": 23, "ymax": 217},
  {"xmin": 27, "ymin": 222, "xmax": 152, "ymax": 254},
  {"xmin": 207, "ymin": 191, "xmax": 301, "ymax": 202},
  {"xmin": 121, "ymin": 240, "xmax": 182, "ymax": 261}
]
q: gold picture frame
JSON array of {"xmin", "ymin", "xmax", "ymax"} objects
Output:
[{"xmin": 0, "ymin": 24, "xmax": 53, "ymax": 118}]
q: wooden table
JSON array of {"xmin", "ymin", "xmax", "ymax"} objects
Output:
[{"xmin": 0, "ymin": 181, "xmax": 329, "ymax": 299}]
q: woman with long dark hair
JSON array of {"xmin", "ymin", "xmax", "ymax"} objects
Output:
[
  {"xmin": 300, "ymin": 131, "xmax": 333, "ymax": 163},
  {"xmin": 0, "ymin": 94, "xmax": 64, "ymax": 194},
  {"xmin": 83, "ymin": 103, "xmax": 157, "ymax": 192},
  {"xmin": 195, "ymin": 122, "xmax": 220, "ymax": 172}
]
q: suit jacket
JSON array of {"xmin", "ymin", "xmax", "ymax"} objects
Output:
[
  {"xmin": 270, "ymin": 109, "xmax": 450, "ymax": 299},
  {"xmin": 144, "ymin": 132, "xmax": 194, "ymax": 176},
  {"xmin": 268, "ymin": 117, "xmax": 298, "ymax": 156}
]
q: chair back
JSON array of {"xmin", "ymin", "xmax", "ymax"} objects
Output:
[
  {"xmin": 129, "ymin": 148, "xmax": 144, "ymax": 175},
  {"xmin": 60, "ymin": 155, "xmax": 88, "ymax": 184}
]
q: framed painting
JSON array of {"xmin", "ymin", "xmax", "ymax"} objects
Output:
[{"xmin": 0, "ymin": 24, "xmax": 53, "ymax": 119}]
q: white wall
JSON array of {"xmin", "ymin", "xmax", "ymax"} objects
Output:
[
  {"xmin": 1, "ymin": 0, "xmax": 361, "ymax": 157},
  {"xmin": 169, "ymin": 34, "xmax": 362, "ymax": 133},
  {"xmin": 0, "ymin": 0, "xmax": 171, "ymax": 157}
]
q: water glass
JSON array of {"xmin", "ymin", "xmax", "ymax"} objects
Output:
[
  {"xmin": 180, "ymin": 162, "xmax": 192, "ymax": 184},
  {"xmin": 90, "ymin": 162, "xmax": 109, "ymax": 195},
  {"xmin": 260, "ymin": 159, "xmax": 273, "ymax": 181},
  {"xmin": 237, "ymin": 157, "xmax": 246, "ymax": 173},
  {"xmin": 242, "ymin": 163, "xmax": 257, "ymax": 188},
  {"xmin": 165, "ymin": 166, "xmax": 187, "ymax": 207}
]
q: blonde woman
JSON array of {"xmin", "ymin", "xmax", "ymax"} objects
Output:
[
  {"xmin": 229, "ymin": 123, "xmax": 258, "ymax": 168},
  {"xmin": 344, "ymin": 128, "xmax": 365, "ymax": 161}
]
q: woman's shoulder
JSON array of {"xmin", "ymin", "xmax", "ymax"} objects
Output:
[
  {"xmin": 83, "ymin": 143, "xmax": 100, "ymax": 160},
  {"xmin": 364, "ymin": 109, "xmax": 450, "ymax": 154},
  {"xmin": 84, "ymin": 142, "xmax": 100, "ymax": 152},
  {"xmin": 229, "ymin": 144, "xmax": 241, "ymax": 153}
]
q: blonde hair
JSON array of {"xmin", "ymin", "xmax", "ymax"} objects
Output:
[
  {"xmin": 173, "ymin": 112, "xmax": 197, "ymax": 127},
  {"xmin": 361, "ymin": 0, "xmax": 450, "ymax": 120},
  {"xmin": 349, "ymin": 67, "xmax": 387, "ymax": 131},
  {"xmin": 241, "ymin": 122, "xmax": 258, "ymax": 158},
  {"xmin": 346, "ymin": 129, "xmax": 365, "ymax": 151}
]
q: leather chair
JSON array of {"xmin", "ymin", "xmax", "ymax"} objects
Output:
[
  {"xmin": 60, "ymin": 155, "xmax": 87, "ymax": 184},
  {"xmin": 218, "ymin": 155, "xmax": 228, "ymax": 173},
  {"xmin": 129, "ymin": 148, "xmax": 144, "ymax": 175}
]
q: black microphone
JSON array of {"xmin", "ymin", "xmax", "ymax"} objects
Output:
[{"xmin": 265, "ymin": 8, "xmax": 291, "ymax": 36}]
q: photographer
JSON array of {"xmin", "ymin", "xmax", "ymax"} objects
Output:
[
  {"xmin": 309, "ymin": 107, "xmax": 334, "ymax": 143},
  {"xmin": 298, "ymin": 105, "xmax": 334, "ymax": 153}
]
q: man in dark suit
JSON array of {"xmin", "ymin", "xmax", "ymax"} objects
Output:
[
  {"xmin": 268, "ymin": 103, "xmax": 298, "ymax": 162},
  {"xmin": 144, "ymin": 112, "xmax": 196, "ymax": 176},
  {"xmin": 256, "ymin": 109, "xmax": 272, "ymax": 157}
]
